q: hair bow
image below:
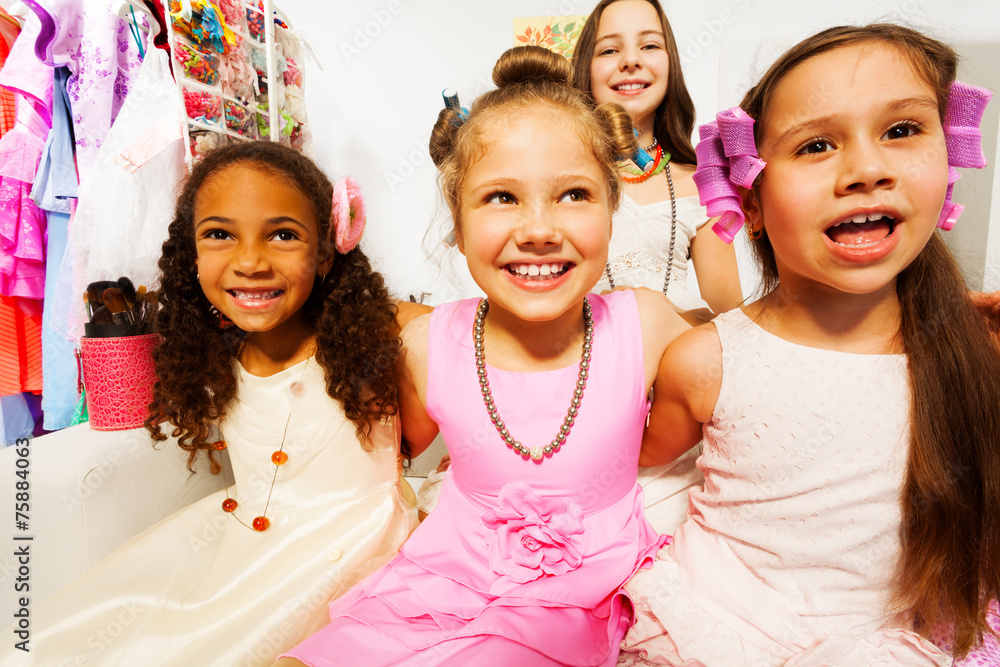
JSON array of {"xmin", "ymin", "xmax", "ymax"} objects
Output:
[
  {"xmin": 331, "ymin": 176, "xmax": 366, "ymax": 254},
  {"xmin": 692, "ymin": 107, "xmax": 766, "ymax": 244},
  {"xmin": 938, "ymin": 81, "xmax": 993, "ymax": 230}
]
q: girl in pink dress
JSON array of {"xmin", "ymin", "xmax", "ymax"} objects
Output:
[
  {"xmin": 620, "ymin": 24, "xmax": 1000, "ymax": 666},
  {"xmin": 278, "ymin": 46, "xmax": 690, "ymax": 667}
]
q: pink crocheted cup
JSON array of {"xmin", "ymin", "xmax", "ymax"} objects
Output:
[{"xmin": 80, "ymin": 334, "xmax": 160, "ymax": 431}]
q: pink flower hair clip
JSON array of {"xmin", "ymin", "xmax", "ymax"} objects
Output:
[
  {"xmin": 692, "ymin": 107, "xmax": 766, "ymax": 244},
  {"xmin": 331, "ymin": 176, "xmax": 366, "ymax": 254},
  {"xmin": 939, "ymin": 81, "xmax": 993, "ymax": 230}
]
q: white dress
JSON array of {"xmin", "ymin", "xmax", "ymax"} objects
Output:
[
  {"xmin": 2, "ymin": 358, "xmax": 417, "ymax": 666},
  {"xmin": 620, "ymin": 309, "xmax": 950, "ymax": 666},
  {"xmin": 595, "ymin": 193, "xmax": 712, "ymax": 314},
  {"xmin": 594, "ymin": 192, "xmax": 710, "ymax": 535}
]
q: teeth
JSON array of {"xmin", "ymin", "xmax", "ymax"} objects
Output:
[
  {"xmin": 836, "ymin": 213, "xmax": 896, "ymax": 227},
  {"xmin": 233, "ymin": 290, "xmax": 279, "ymax": 300},
  {"xmin": 615, "ymin": 83, "xmax": 647, "ymax": 91},
  {"xmin": 508, "ymin": 263, "xmax": 567, "ymax": 279}
]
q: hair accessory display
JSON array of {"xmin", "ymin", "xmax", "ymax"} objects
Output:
[
  {"xmin": 692, "ymin": 107, "xmax": 766, "ymax": 244},
  {"xmin": 331, "ymin": 176, "xmax": 366, "ymax": 254},
  {"xmin": 442, "ymin": 88, "xmax": 469, "ymax": 126},
  {"xmin": 938, "ymin": 81, "xmax": 993, "ymax": 230}
]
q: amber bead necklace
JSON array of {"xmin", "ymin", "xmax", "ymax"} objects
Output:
[{"xmin": 215, "ymin": 352, "xmax": 311, "ymax": 533}]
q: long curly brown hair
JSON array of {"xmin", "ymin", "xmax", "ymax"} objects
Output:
[{"xmin": 146, "ymin": 141, "xmax": 401, "ymax": 474}]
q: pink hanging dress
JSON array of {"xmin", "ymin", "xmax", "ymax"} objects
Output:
[{"xmin": 285, "ymin": 290, "xmax": 666, "ymax": 666}]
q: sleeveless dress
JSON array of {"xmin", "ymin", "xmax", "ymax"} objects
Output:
[
  {"xmin": 285, "ymin": 291, "xmax": 667, "ymax": 666},
  {"xmin": 1, "ymin": 358, "xmax": 416, "ymax": 666},
  {"xmin": 619, "ymin": 309, "xmax": 951, "ymax": 666}
]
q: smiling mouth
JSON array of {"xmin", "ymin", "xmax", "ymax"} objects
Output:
[
  {"xmin": 613, "ymin": 82, "xmax": 649, "ymax": 92},
  {"xmin": 228, "ymin": 289, "xmax": 282, "ymax": 300},
  {"xmin": 826, "ymin": 214, "xmax": 896, "ymax": 247},
  {"xmin": 505, "ymin": 262, "xmax": 570, "ymax": 281}
]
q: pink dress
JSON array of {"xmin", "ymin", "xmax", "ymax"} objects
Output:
[{"xmin": 285, "ymin": 291, "xmax": 666, "ymax": 666}]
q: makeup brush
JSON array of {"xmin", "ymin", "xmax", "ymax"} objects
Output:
[
  {"xmin": 85, "ymin": 280, "xmax": 118, "ymax": 314},
  {"xmin": 103, "ymin": 287, "xmax": 135, "ymax": 329},
  {"xmin": 83, "ymin": 291, "xmax": 94, "ymax": 320},
  {"xmin": 137, "ymin": 290, "xmax": 158, "ymax": 334},
  {"xmin": 117, "ymin": 276, "xmax": 137, "ymax": 311},
  {"xmin": 90, "ymin": 305, "xmax": 115, "ymax": 326}
]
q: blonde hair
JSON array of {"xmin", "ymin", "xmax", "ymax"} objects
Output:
[{"xmin": 429, "ymin": 45, "xmax": 637, "ymax": 242}]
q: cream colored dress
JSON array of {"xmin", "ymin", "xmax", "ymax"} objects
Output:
[{"xmin": 3, "ymin": 358, "xmax": 416, "ymax": 666}]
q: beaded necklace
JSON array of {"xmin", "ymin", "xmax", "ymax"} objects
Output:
[
  {"xmin": 474, "ymin": 298, "xmax": 593, "ymax": 462},
  {"xmin": 214, "ymin": 353, "xmax": 312, "ymax": 532}
]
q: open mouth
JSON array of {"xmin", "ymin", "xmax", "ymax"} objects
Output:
[
  {"xmin": 228, "ymin": 289, "xmax": 282, "ymax": 301},
  {"xmin": 826, "ymin": 213, "xmax": 896, "ymax": 247},
  {"xmin": 504, "ymin": 262, "xmax": 570, "ymax": 281},
  {"xmin": 613, "ymin": 82, "xmax": 649, "ymax": 92}
]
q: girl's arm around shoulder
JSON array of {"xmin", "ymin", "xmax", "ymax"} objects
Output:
[
  {"xmin": 639, "ymin": 321, "xmax": 723, "ymax": 468},
  {"xmin": 397, "ymin": 313, "xmax": 439, "ymax": 458}
]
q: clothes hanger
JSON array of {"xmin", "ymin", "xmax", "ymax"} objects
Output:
[{"xmin": 111, "ymin": 0, "xmax": 159, "ymax": 56}]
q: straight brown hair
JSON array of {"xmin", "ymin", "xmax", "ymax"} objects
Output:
[
  {"xmin": 740, "ymin": 24, "xmax": 1000, "ymax": 657},
  {"xmin": 571, "ymin": 0, "xmax": 697, "ymax": 165}
]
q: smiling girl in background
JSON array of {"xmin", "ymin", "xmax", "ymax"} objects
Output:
[
  {"xmin": 573, "ymin": 0, "xmax": 743, "ymax": 320},
  {"xmin": 619, "ymin": 23, "xmax": 1000, "ymax": 666}
]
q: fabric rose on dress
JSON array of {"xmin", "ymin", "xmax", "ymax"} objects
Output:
[{"xmin": 482, "ymin": 482, "xmax": 585, "ymax": 584}]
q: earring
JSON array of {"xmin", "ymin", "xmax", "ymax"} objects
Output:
[{"xmin": 746, "ymin": 222, "xmax": 763, "ymax": 240}]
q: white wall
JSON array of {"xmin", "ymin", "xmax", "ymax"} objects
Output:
[{"xmin": 277, "ymin": 1, "xmax": 999, "ymax": 300}]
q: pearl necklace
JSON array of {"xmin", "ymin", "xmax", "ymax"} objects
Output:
[
  {"xmin": 474, "ymin": 297, "xmax": 593, "ymax": 462},
  {"xmin": 215, "ymin": 355, "xmax": 311, "ymax": 532}
]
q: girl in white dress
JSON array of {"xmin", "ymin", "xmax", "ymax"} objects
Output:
[
  {"xmin": 573, "ymin": 0, "xmax": 743, "ymax": 320},
  {"xmin": 621, "ymin": 24, "xmax": 1000, "ymax": 666},
  {"xmin": 2, "ymin": 141, "xmax": 419, "ymax": 666}
]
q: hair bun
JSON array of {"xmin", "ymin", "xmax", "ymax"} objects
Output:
[{"xmin": 492, "ymin": 45, "xmax": 572, "ymax": 89}]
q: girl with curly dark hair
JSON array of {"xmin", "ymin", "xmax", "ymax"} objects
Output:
[{"xmin": 9, "ymin": 141, "xmax": 420, "ymax": 667}]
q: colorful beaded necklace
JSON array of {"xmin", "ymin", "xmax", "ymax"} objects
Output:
[{"xmin": 619, "ymin": 139, "xmax": 671, "ymax": 184}]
